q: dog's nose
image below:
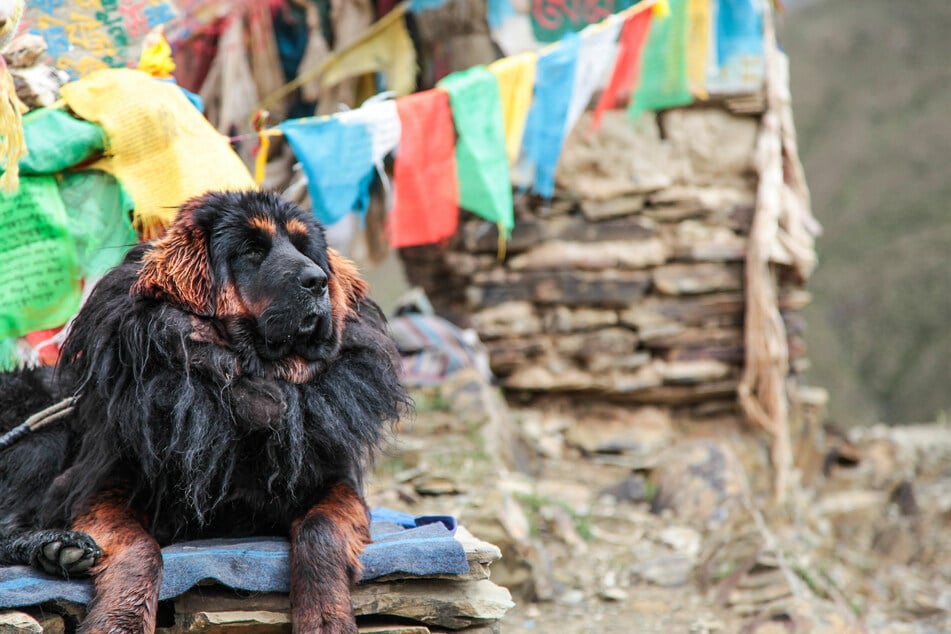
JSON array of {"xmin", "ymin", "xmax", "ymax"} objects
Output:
[{"xmin": 299, "ymin": 266, "xmax": 328, "ymax": 295}]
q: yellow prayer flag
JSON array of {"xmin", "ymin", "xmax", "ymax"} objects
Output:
[
  {"xmin": 488, "ymin": 52, "xmax": 537, "ymax": 164},
  {"xmin": 61, "ymin": 69, "xmax": 254, "ymax": 237},
  {"xmin": 687, "ymin": 0, "xmax": 711, "ymax": 99},
  {"xmin": 319, "ymin": 8, "xmax": 417, "ymax": 97}
]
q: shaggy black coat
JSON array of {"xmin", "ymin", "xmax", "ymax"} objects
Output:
[{"xmin": 0, "ymin": 191, "xmax": 410, "ymax": 624}]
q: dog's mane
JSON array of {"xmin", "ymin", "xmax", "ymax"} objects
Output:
[{"xmin": 49, "ymin": 202, "xmax": 408, "ymax": 542}]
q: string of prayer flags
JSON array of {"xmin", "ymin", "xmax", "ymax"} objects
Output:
[
  {"xmin": 564, "ymin": 17, "xmax": 623, "ymax": 134},
  {"xmin": 629, "ymin": 0, "xmax": 694, "ymax": 118},
  {"xmin": 60, "ymin": 69, "xmax": 254, "ymax": 238},
  {"xmin": 0, "ymin": 176, "xmax": 81, "ymax": 339},
  {"xmin": 591, "ymin": 7, "xmax": 654, "ymax": 130},
  {"xmin": 519, "ymin": 32, "xmax": 580, "ymax": 198},
  {"xmin": 438, "ymin": 67, "xmax": 514, "ymax": 232},
  {"xmin": 708, "ymin": 0, "xmax": 765, "ymax": 93},
  {"xmin": 279, "ymin": 117, "xmax": 376, "ymax": 227},
  {"xmin": 390, "ymin": 89, "xmax": 459, "ymax": 248},
  {"xmin": 488, "ymin": 52, "xmax": 537, "ymax": 164}
]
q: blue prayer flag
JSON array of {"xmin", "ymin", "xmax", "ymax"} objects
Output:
[
  {"xmin": 519, "ymin": 33, "xmax": 580, "ymax": 198},
  {"xmin": 279, "ymin": 118, "xmax": 375, "ymax": 227}
]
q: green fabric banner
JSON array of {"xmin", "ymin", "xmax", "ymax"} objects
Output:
[
  {"xmin": 18, "ymin": 107, "xmax": 106, "ymax": 176},
  {"xmin": 0, "ymin": 176, "xmax": 82, "ymax": 339},
  {"xmin": 438, "ymin": 67, "xmax": 514, "ymax": 232},
  {"xmin": 630, "ymin": 0, "xmax": 694, "ymax": 117},
  {"xmin": 59, "ymin": 170, "xmax": 137, "ymax": 279}
]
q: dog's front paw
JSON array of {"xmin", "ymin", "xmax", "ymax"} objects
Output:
[{"xmin": 34, "ymin": 530, "xmax": 102, "ymax": 578}]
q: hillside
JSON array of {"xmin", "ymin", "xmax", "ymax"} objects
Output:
[{"xmin": 778, "ymin": 0, "xmax": 951, "ymax": 425}]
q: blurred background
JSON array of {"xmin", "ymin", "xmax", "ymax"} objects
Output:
[{"xmin": 779, "ymin": 0, "xmax": 951, "ymax": 428}]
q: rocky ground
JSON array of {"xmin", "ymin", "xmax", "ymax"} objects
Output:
[{"xmin": 367, "ymin": 369, "xmax": 951, "ymax": 633}]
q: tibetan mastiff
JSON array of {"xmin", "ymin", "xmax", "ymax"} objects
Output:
[{"xmin": 0, "ymin": 190, "xmax": 409, "ymax": 633}]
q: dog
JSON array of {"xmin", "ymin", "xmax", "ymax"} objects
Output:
[{"xmin": 0, "ymin": 190, "xmax": 410, "ymax": 633}]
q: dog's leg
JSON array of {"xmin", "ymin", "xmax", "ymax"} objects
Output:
[
  {"xmin": 290, "ymin": 482, "xmax": 371, "ymax": 634},
  {"xmin": 71, "ymin": 489, "xmax": 163, "ymax": 634},
  {"xmin": 0, "ymin": 529, "xmax": 101, "ymax": 577}
]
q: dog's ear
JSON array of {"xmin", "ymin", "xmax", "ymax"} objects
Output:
[
  {"xmin": 327, "ymin": 248, "xmax": 369, "ymax": 333},
  {"xmin": 131, "ymin": 200, "xmax": 214, "ymax": 315}
]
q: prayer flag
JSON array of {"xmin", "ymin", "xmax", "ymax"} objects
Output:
[
  {"xmin": 629, "ymin": 0, "xmax": 694, "ymax": 117},
  {"xmin": 565, "ymin": 17, "xmax": 623, "ymax": 134},
  {"xmin": 319, "ymin": 8, "xmax": 417, "ymax": 96},
  {"xmin": 335, "ymin": 99, "xmax": 402, "ymax": 166},
  {"xmin": 279, "ymin": 117, "xmax": 376, "ymax": 227},
  {"xmin": 390, "ymin": 89, "xmax": 459, "ymax": 248},
  {"xmin": 0, "ymin": 176, "xmax": 81, "ymax": 339},
  {"xmin": 592, "ymin": 8, "xmax": 653, "ymax": 129},
  {"xmin": 687, "ymin": 0, "xmax": 712, "ymax": 98},
  {"xmin": 488, "ymin": 52, "xmax": 537, "ymax": 164},
  {"xmin": 520, "ymin": 33, "xmax": 580, "ymax": 198},
  {"xmin": 707, "ymin": 0, "xmax": 765, "ymax": 94},
  {"xmin": 60, "ymin": 69, "xmax": 254, "ymax": 238},
  {"xmin": 438, "ymin": 66, "xmax": 513, "ymax": 232},
  {"xmin": 58, "ymin": 170, "xmax": 138, "ymax": 280}
]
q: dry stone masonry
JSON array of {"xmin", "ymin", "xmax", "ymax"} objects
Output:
[{"xmin": 400, "ymin": 103, "xmax": 812, "ymax": 427}]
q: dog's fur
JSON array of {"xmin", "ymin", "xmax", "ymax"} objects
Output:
[{"xmin": 0, "ymin": 190, "xmax": 409, "ymax": 633}]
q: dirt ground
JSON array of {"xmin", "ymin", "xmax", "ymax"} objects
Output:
[{"xmin": 367, "ymin": 371, "xmax": 951, "ymax": 634}]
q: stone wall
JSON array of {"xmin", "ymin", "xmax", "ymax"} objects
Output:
[{"xmin": 399, "ymin": 104, "xmax": 812, "ymax": 422}]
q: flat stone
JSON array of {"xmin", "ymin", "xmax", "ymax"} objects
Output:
[
  {"xmin": 580, "ymin": 195, "xmax": 646, "ymax": 220},
  {"xmin": 652, "ymin": 263, "xmax": 744, "ymax": 296},
  {"xmin": 507, "ymin": 238, "xmax": 669, "ymax": 271},
  {"xmin": 650, "ymin": 440, "xmax": 751, "ymax": 530},
  {"xmin": 470, "ymin": 302, "xmax": 542, "ymax": 340},
  {"xmin": 543, "ymin": 306, "xmax": 619, "ymax": 333},
  {"xmin": 660, "ymin": 108, "xmax": 759, "ymax": 183},
  {"xmin": 0, "ymin": 612, "xmax": 42, "ymax": 634},
  {"xmin": 629, "ymin": 554, "xmax": 694, "ymax": 587}
]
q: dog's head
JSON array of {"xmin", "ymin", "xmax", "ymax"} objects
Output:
[{"xmin": 131, "ymin": 190, "xmax": 368, "ymax": 374}]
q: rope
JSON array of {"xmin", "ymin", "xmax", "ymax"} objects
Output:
[{"xmin": 0, "ymin": 396, "xmax": 77, "ymax": 451}]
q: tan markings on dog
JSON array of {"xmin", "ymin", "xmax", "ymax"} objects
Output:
[
  {"xmin": 269, "ymin": 356, "xmax": 324, "ymax": 384},
  {"xmin": 215, "ymin": 282, "xmax": 249, "ymax": 318},
  {"xmin": 290, "ymin": 483, "xmax": 370, "ymax": 629},
  {"xmin": 132, "ymin": 198, "xmax": 213, "ymax": 315},
  {"xmin": 71, "ymin": 489, "xmax": 162, "ymax": 633},
  {"xmin": 326, "ymin": 248, "xmax": 369, "ymax": 334},
  {"xmin": 284, "ymin": 218, "xmax": 309, "ymax": 237},
  {"xmin": 247, "ymin": 215, "xmax": 276, "ymax": 236},
  {"xmin": 303, "ymin": 483, "xmax": 371, "ymax": 573}
]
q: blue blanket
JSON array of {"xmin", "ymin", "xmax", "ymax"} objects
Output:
[{"xmin": 0, "ymin": 509, "xmax": 467, "ymax": 609}]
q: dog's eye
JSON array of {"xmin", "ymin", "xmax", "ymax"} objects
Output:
[{"xmin": 241, "ymin": 243, "xmax": 266, "ymax": 263}]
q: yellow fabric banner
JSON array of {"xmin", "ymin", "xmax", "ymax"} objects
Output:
[
  {"xmin": 319, "ymin": 7, "xmax": 417, "ymax": 97},
  {"xmin": 687, "ymin": 0, "xmax": 711, "ymax": 99},
  {"xmin": 60, "ymin": 69, "xmax": 253, "ymax": 237},
  {"xmin": 488, "ymin": 52, "xmax": 537, "ymax": 164}
]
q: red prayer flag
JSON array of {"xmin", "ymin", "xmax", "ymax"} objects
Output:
[
  {"xmin": 390, "ymin": 89, "xmax": 460, "ymax": 249},
  {"xmin": 592, "ymin": 9, "xmax": 654, "ymax": 130}
]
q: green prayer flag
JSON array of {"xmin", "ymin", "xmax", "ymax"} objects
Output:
[
  {"xmin": 0, "ymin": 176, "xmax": 82, "ymax": 339},
  {"xmin": 438, "ymin": 67, "xmax": 514, "ymax": 232},
  {"xmin": 0, "ymin": 337, "xmax": 19, "ymax": 371},
  {"xmin": 18, "ymin": 107, "xmax": 106, "ymax": 176},
  {"xmin": 630, "ymin": 0, "xmax": 694, "ymax": 117},
  {"xmin": 59, "ymin": 170, "xmax": 138, "ymax": 279}
]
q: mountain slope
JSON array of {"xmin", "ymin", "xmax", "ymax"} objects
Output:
[{"xmin": 779, "ymin": 0, "xmax": 951, "ymax": 424}]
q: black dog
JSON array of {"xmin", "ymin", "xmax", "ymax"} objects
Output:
[{"xmin": 0, "ymin": 190, "xmax": 409, "ymax": 633}]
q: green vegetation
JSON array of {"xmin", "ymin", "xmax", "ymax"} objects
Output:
[{"xmin": 779, "ymin": 0, "xmax": 951, "ymax": 425}]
